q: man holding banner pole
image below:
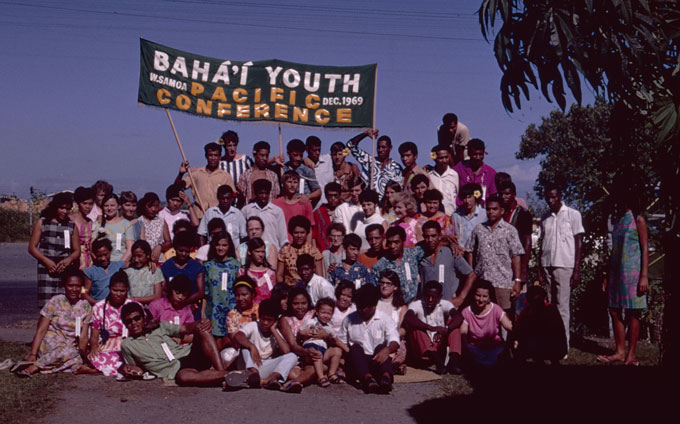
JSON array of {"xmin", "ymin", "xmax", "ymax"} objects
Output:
[
  {"xmin": 346, "ymin": 129, "xmax": 402, "ymax": 198},
  {"xmin": 174, "ymin": 142, "xmax": 236, "ymax": 219}
]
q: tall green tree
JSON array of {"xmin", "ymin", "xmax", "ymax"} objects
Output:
[{"xmin": 479, "ymin": 0, "xmax": 677, "ymax": 364}]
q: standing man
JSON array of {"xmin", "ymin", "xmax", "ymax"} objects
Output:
[
  {"xmin": 453, "ymin": 138, "xmax": 497, "ymax": 206},
  {"xmin": 428, "ymin": 144, "xmax": 460, "ymax": 216},
  {"xmin": 197, "ymin": 185, "xmax": 246, "ymax": 250},
  {"xmin": 175, "ymin": 142, "xmax": 235, "ymax": 220},
  {"xmin": 465, "ymin": 195, "xmax": 524, "ymax": 317},
  {"xmin": 305, "ymin": 136, "xmax": 334, "ymax": 208},
  {"xmin": 329, "ymin": 142, "xmax": 362, "ymax": 202},
  {"xmin": 237, "ymin": 141, "xmax": 280, "ymax": 205},
  {"xmin": 282, "ymin": 139, "xmax": 321, "ymax": 204},
  {"xmin": 498, "ymin": 181, "xmax": 533, "ymax": 283},
  {"xmin": 399, "ymin": 142, "xmax": 428, "ymax": 191},
  {"xmin": 346, "ymin": 129, "xmax": 402, "ymax": 198},
  {"xmin": 218, "ymin": 130, "xmax": 253, "ymax": 187},
  {"xmin": 241, "ymin": 179, "xmax": 289, "ymax": 250},
  {"xmin": 371, "ymin": 226, "xmax": 425, "ymax": 304},
  {"xmin": 537, "ymin": 184, "xmax": 584, "ymax": 349},
  {"xmin": 437, "ymin": 113, "xmax": 470, "ymax": 164}
]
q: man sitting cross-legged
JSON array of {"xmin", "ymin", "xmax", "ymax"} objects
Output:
[{"xmin": 120, "ymin": 302, "xmax": 226, "ymax": 386}]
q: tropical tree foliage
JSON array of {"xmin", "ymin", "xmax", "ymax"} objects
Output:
[{"xmin": 479, "ymin": 0, "xmax": 678, "ymax": 364}]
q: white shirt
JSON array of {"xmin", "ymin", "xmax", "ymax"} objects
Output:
[
  {"xmin": 330, "ymin": 303, "xmax": 356, "ymax": 334},
  {"xmin": 197, "ymin": 206, "xmax": 247, "ymax": 250},
  {"xmin": 300, "ymin": 317, "xmax": 336, "ymax": 349},
  {"xmin": 158, "ymin": 207, "xmax": 190, "ymax": 240},
  {"xmin": 428, "ymin": 167, "xmax": 459, "ymax": 216},
  {"xmin": 339, "ymin": 310, "xmax": 400, "ymax": 355},
  {"xmin": 87, "ymin": 204, "xmax": 101, "ymax": 222},
  {"xmin": 540, "ymin": 204, "xmax": 585, "ymax": 268},
  {"xmin": 313, "ymin": 154, "xmax": 334, "ymax": 209},
  {"xmin": 353, "ymin": 211, "xmax": 385, "ymax": 251},
  {"xmin": 241, "ymin": 202, "xmax": 289, "ymax": 250},
  {"xmin": 195, "ymin": 244, "xmax": 209, "ymax": 262},
  {"xmin": 332, "ymin": 202, "xmax": 363, "ymax": 233},
  {"xmin": 408, "ymin": 299, "xmax": 455, "ymax": 341},
  {"xmin": 301, "ymin": 274, "xmax": 336, "ymax": 306},
  {"xmin": 239, "ymin": 321, "xmax": 279, "ymax": 360}
]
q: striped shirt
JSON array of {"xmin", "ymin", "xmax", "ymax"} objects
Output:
[{"xmin": 219, "ymin": 154, "xmax": 254, "ymax": 187}]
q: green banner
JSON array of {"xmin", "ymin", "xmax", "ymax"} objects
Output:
[{"xmin": 138, "ymin": 39, "xmax": 376, "ymax": 128}]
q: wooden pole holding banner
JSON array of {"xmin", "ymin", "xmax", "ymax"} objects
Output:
[
  {"xmin": 278, "ymin": 123, "xmax": 283, "ymax": 159},
  {"xmin": 370, "ymin": 68, "xmax": 378, "ymax": 190},
  {"xmin": 165, "ymin": 108, "xmax": 205, "ymax": 212}
]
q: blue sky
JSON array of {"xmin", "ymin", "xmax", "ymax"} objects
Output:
[{"xmin": 0, "ymin": 0, "xmax": 588, "ymax": 201}]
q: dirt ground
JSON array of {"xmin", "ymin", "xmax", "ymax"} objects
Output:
[{"xmin": 0, "ymin": 243, "xmax": 443, "ymax": 424}]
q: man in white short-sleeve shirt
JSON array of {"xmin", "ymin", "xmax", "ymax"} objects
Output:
[
  {"xmin": 403, "ymin": 280, "xmax": 463, "ymax": 375},
  {"xmin": 538, "ymin": 185, "xmax": 584, "ymax": 349}
]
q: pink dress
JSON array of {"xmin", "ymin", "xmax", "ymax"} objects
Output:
[
  {"xmin": 90, "ymin": 299, "xmax": 138, "ymax": 376},
  {"xmin": 241, "ymin": 267, "xmax": 275, "ymax": 303},
  {"xmin": 72, "ymin": 217, "xmax": 94, "ymax": 269},
  {"xmin": 395, "ymin": 218, "xmax": 419, "ymax": 248}
]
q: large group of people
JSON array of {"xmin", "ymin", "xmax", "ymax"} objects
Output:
[{"xmin": 13, "ymin": 112, "xmax": 650, "ymax": 393}]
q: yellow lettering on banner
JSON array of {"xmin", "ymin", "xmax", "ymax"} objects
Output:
[
  {"xmin": 233, "ymin": 88, "xmax": 248, "ymax": 103},
  {"xmin": 176, "ymin": 94, "xmax": 191, "ymax": 110},
  {"xmin": 197, "ymin": 99, "xmax": 213, "ymax": 115},
  {"xmin": 293, "ymin": 107, "xmax": 309, "ymax": 123},
  {"xmin": 270, "ymin": 87, "xmax": 284, "ymax": 102},
  {"xmin": 236, "ymin": 104, "xmax": 250, "ymax": 118},
  {"xmin": 157, "ymin": 89, "xmax": 171, "ymax": 105},
  {"xmin": 191, "ymin": 82, "xmax": 204, "ymax": 96},
  {"xmin": 337, "ymin": 108, "xmax": 352, "ymax": 123},
  {"xmin": 254, "ymin": 104, "xmax": 270, "ymax": 118},
  {"xmin": 254, "ymin": 88, "xmax": 262, "ymax": 103},
  {"xmin": 211, "ymin": 87, "xmax": 227, "ymax": 102},
  {"xmin": 217, "ymin": 103, "xmax": 231, "ymax": 117},
  {"xmin": 314, "ymin": 109, "xmax": 330, "ymax": 124},
  {"xmin": 289, "ymin": 90, "xmax": 296, "ymax": 105},
  {"xmin": 274, "ymin": 103, "xmax": 288, "ymax": 119},
  {"xmin": 305, "ymin": 94, "xmax": 320, "ymax": 109}
]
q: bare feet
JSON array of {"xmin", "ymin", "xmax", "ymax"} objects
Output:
[
  {"xmin": 73, "ymin": 364, "xmax": 99, "ymax": 375},
  {"xmin": 596, "ymin": 354, "xmax": 625, "ymax": 363}
]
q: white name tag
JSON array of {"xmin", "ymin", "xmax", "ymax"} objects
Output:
[
  {"xmin": 64, "ymin": 230, "xmax": 71, "ymax": 249},
  {"xmin": 115, "ymin": 233, "xmax": 122, "ymax": 251},
  {"xmin": 161, "ymin": 342, "xmax": 176, "ymax": 361},
  {"xmin": 122, "ymin": 326, "xmax": 128, "ymax": 338},
  {"xmin": 75, "ymin": 316, "xmax": 81, "ymax": 336},
  {"xmin": 438, "ymin": 264, "xmax": 445, "ymax": 283},
  {"xmin": 298, "ymin": 178, "xmax": 305, "ymax": 194},
  {"xmin": 221, "ymin": 272, "xmax": 228, "ymax": 291},
  {"xmin": 173, "ymin": 316, "xmax": 180, "ymax": 325},
  {"xmin": 264, "ymin": 273, "xmax": 273, "ymax": 290},
  {"xmin": 355, "ymin": 279, "xmax": 361, "ymax": 290},
  {"xmin": 405, "ymin": 263, "xmax": 412, "ymax": 281}
]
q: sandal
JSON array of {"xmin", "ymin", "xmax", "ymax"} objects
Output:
[
  {"xmin": 246, "ymin": 370, "xmax": 261, "ymax": 388},
  {"xmin": 263, "ymin": 379, "xmax": 282, "ymax": 390},
  {"xmin": 15, "ymin": 369, "xmax": 32, "ymax": 378},
  {"xmin": 281, "ymin": 380, "xmax": 303, "ymax": 393},
  {"xmin": 318, "ymin": 377, "xmax": 331, "ymax": 388},
  {"xmin": 224, "ymin": 370, "xmax": 249, "ymax": 389},
  {"xmin": 0, "ymin": 359, "xmax": 15, "ymax": 371},
  {"xmin": 11, "ymin": 361, "xmax": 34, "ymax": 373},
  {"xmin": 362, "ymin": 377, "xmax": 380, "ymax": 394},
  {"xmin": 329, "ymin": 373, "xmax": 345, "ymax": 384}
]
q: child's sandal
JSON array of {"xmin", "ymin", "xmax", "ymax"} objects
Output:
[
  {"xmin": 318, "ymin": 377, "xmax": 331, "ymax": 388},
  {"xmin": 329, "ymin": 373, "xmax": 345, "ymax": 384}
]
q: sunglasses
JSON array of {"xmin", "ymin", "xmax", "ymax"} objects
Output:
[{"xmin": 123, "ymin": 314, "xmax": 143, "ymax": 325}]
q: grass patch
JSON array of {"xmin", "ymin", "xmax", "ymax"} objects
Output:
[
  {"xmin": 0, "ymin": 209, "xmax": 31, "ymax": 243},
  {"xmin": 0, "ymin": 340, "xmax": 70, "ymax": 423}
]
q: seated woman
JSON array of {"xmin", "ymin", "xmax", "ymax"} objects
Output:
[
  {"xmin": 220, "ymin": 276, "xmax": 260, "ymax": 367},
  {"xmin": 84, "ymin": 270, "xmax": 138, "ymax": 376},
  {"xmin": 391, "ymin": 191, "xmax": 423, "ymax": 248},
  {"xmin": 460, "ymin": 280, "xmax": 512, "ymax": 368},
  {"xmin": 376, "ymin": 270, "xmax": 408, "ymax": 375},
  {"xmin": 278, "ymin": 287, "xmax": 317, "ymax": 390},
  {"xmin": 124, "ymin": 240, "xmax": 163, "ymax": 305},
  {"xmin": 120, "ymin": 303, "xmax": 226, "ymax": 386},
  {"xmin": 237, "ymin": 217, "xmax": 277, "ymax": 269},
  {"xmin": 15, "ymin": 269, "xmax": 91, "ymax": 377}
]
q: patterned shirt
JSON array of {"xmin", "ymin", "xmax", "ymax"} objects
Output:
[
  {"xmin": 346, "ymin": 138, "xmax": 402, "ymax": 197},
  {"xmin": 372, "ymin": 246, "xmax": 425, "ymax": 303},
  {"xmin": 237, "ymin": 167, "xmax": 280, "ymax": 204},
  {"xmin": 277, "ymin": 243, "xmax": 323, "ymax": 286},
  {"xmin": 219, "ymin": 155, "xmax": 254, "ymax": 189},
  {"xmin": 125, "ymin": 266, "xmax": 164, "ymax": 299},
  {"xmin": 312, "ymin": 205, "xmax": 334, "ymax": 252},
  {"xmin": 203, "ymin": 258, "xmax": 241, "ymax": 337},
  {"xmin": 329, "ymin": 261, "xmax": 373, "ymax": 288},
  {"xmin": 226, "ymin": 303, "xmax": 260, "ymax": 335},
  {"xmin": 465, "ymin": 220, "xmax": 524, "ymax": 289}
]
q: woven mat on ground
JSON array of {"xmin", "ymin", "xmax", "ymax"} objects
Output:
[{"xmin": 394, "ymin": 367, "xmax": 442, "ymax": 383}]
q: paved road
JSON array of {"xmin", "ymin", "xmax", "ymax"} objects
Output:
[{"xmin": 0, "ymin": 243, "xmax": 38, "ymax": 326}]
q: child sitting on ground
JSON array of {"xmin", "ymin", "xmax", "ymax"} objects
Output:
[
  {"xmin": 225, "ymin": 299, "xmax": 299, "ymax": 392},
  {"xmin": 299, "ymin": 298, "xmax": 349, "ymax": 387}
]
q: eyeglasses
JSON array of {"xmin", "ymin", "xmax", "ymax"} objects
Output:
[
  {"xmin": 123, "ymin": 315, "xmax": 143, "ymax": 325},
  {"xmin": 379, "ymin": 281, "xmax": 394, "ymax": 286}
]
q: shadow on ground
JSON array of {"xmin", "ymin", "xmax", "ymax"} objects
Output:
[{"xmin": 408, "ymin": 364, "xmax": 669, "ymax": 422}]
